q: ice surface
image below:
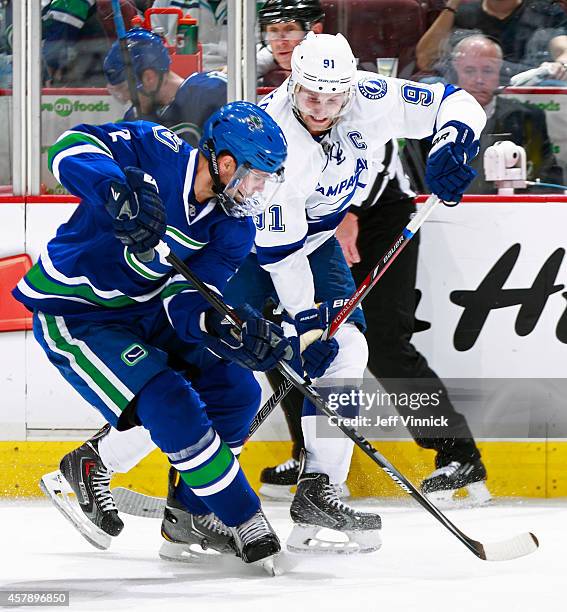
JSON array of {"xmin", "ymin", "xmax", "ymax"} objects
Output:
[{"xmin": 0, "ymin": 498, "xmax": 563, "ymax": 612}]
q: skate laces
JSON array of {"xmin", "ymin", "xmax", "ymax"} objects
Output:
[
  {"xmin": 90, "ymin": 468, "xmax": 118, "ymax": 513},
  {"xmin": 322, "ymin": 483, "xmax": 355, "ymax": 515},
  {"xmin": 198, "ymin": 513, "xmax": 231, "ymax": 536},
  {"xmin": 429, "ymin": 461, "xmax": 462, "ymax": 480},
  {"xmin": 236, "ymin": 511, "xmax": 273, "ymax": 543},
  {"xmin": 275, "ymin": 458, "xmax": 299, "ymax": 474}
]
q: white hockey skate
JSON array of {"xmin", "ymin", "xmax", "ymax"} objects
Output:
[{"xmin": 287, "ymin": 472, "xmax": 382, "ymax": 554}]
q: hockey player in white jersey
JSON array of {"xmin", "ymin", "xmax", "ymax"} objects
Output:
[
  {"xmin": 223, "ymin": 32, "xmax": 486, "ymax": 552},
  {"xmin": 39, "ymin": 32, "xmax": 486, "ymax": 556}
]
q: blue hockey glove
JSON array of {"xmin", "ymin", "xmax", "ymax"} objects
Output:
[
  {"xmin": 205, "ymin": 304, "xmax": 292, "ymax": 372},
  {"xmin": 285, "ymin": 303, "xmax": 339, "ymax": 379},
  {"xmin": 425, "ymin": 121, "xmax": 480, "ymax": 204},
  {"xmin": 105, "ymin": 167, "xmax": 167, "ymax": 255},
  {"xmin": 288, "ymin": 335, "xmax": 339, "ymax": 379}
]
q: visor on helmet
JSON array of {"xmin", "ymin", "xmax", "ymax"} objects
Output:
[
  {"xmin": 291, "ymin": 84, "xmax": 352, "ymax": 122},
  {"xmin": 220, "ymin": 163, "xmax": 285, "ymax": 218}
]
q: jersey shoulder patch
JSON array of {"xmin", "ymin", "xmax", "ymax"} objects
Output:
[{"xmin": 357, "ymin": 77, "xmax": 388, "ymax": 100}]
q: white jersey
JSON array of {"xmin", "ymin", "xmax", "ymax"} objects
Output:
[{"xmin": 256, "ymin": 71, "xmax": 486, "ymax": 316}]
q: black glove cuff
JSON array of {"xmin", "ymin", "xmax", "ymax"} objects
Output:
[{"xmin": 204, "ymin": 309, "xmax": 224, "ymax": 337}]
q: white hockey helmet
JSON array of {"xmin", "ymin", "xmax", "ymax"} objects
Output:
[{"xmin": 289, "ymin": 32, "xmax": 357, "ymax": 121}]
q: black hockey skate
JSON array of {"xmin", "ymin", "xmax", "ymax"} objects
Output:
[
  {"xmin": 230, "ymin": 508, "xmax": 281, "ymax": 573},
  {"xmin": 421, "ymin": 459, "xmax": 491, "ymax": 507},
  {"xmin": 288, "ymin": 472, "xmax": 382, "ymax": 554},
  {"xmin": 159, "ymin": 468, "xmax": 236, "ymax": 563},
  {"xmin": 259, "ymin": 458, "xmax": 300, "ymax": 500},
  {"xmin": 260, "ymin": 457, "xmax": 350, "ymax": 501},
  {"xmin": 40, "ymin": 424, "xmax": 123, "ymax": 550}
]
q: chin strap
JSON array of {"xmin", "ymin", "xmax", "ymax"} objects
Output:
[
  {"xmin": 203, "ymin": 138, "xmax": 235, "ymax": 215},
  {"xmin": 203, "ymin": 138, "xmax": 226, "ymax": 195}
]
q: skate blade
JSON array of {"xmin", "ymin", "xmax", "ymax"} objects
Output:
[
  {"xmin": 259, "ymin": 483, "xmax": 295, "ymax": 501},
  {"xmin": 250, "ymin": 551, "xmax": 297, "ymax": 576},
  {"xmin": 160, "ymin": 541, "xmax": 291, "ymax": 576},
  {"xmin": 286, "ymin": 524, "xmax": 382, "ymax": 555},
  {"xmin": 159, "ymin": 540, "xmax": 229, "ymax": 564},
  {"xmin": 39, "ymin": 470, "xmax": 112, "ymax": 550},
  {"xmin": 425, "ymin": 481, "xmax": 492, "ymax": 509}
]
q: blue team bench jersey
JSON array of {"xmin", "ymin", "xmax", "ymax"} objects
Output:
[{"xmin": 124, "ymin": 71, "xmax": 228, "ymax": 147}]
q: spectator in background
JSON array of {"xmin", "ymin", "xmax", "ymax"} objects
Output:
[
  {"xmin": 405, "ymin": 35, "xmax": 564, "ymax": 193},
  {"xmin": 257, "ymin": 0, "xmax": 324, "ymax": 87},
  {"xmin": 103, "ymin": 27, "xmax": 226, "ymax": 146},
  {"xmin": 416, "ymin": 0, "xmax": 567, "ymax": 84}
]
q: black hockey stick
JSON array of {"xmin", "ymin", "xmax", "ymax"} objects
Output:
[
  {"xmin": 248, "ymin": 193, "xmax": 441, "ymax": 438},
  {"xmin": 153, "ymin": 239, "xmax": 539, "ymax": 562}
]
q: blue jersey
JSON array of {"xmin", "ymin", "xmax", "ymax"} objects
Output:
[
  {"xmin": 125, "ymin": 71, "xmax": 227, "ymax": 147},
  {"xmin": 14, "ymin": 120, "xmax": 255, "ymax": 345}
]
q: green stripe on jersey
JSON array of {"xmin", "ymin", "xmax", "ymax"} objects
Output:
[
  {"xmin": 166, "ymin": 226, "xmax": 208, "ymax": 250},
  {"xmin": 180, "ymin": 443, "xmax": 234, "ymax": 488},
  {"xmin": 124, "ymin": 249, "xmax": 165, "ymax": 281},
  {"xmin": 161, "ymin": 281, "xmax": 194, "ymax": 300},
  {"xmin": 43, "ymin": 314, "xmax": 130, "ymax": 411},
  {"xmin": 48, "ymin": 132, "xmax": 112, "ymax": 172},
  {"xmin": 27, "ymin": 264, "xmax": 137, "ymax": 308}
]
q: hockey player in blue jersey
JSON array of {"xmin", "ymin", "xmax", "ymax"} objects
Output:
[
  {"xmin": 103, "ymin": 28, "xmax": 228, "ymax": 147},
  {"xmin": 14, "ymin": 101, "xmax": 299, "ymax": 569}
]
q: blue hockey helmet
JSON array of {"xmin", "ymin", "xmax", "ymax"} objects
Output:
[
  {"xmin": 199, "ymin": 101, "xmax": 287, "ymax": 217},
  {"xmin": 200, "ymin": 101, "xmax": 287, "ymax": 173},
  {"xmin": 103, "ymin": 28, "xmax": 171, "ymax": 86}
]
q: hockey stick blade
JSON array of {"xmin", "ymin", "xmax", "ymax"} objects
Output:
[
  {"xmin": 113, "ymin": 487, "xmax": 166, "ymax": 518},
  {"xmin": 476, "ymin": 532, "xmax": 539, "ymax": 562}
]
